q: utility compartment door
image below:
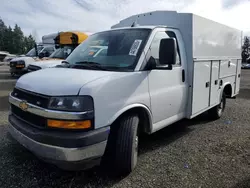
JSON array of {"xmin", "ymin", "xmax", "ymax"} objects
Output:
[
  {"xmin": 192, "ymin": 61, "xmax": 211, "ymax": 115},
  {"xmin": 210, "ymin": 61, "xmax": 220, "ymax": 106},
  {"xmin": 235, "ymin": 59, "xmax": 241, "ymax": 95}
]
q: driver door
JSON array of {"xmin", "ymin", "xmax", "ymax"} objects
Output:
[{"xmin": 146, "ymin": 29, "xmax": 188, "ymax": 131}]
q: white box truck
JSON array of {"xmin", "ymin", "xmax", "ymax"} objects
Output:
[{"xmin": 8, "ymin": 11, "xmax": 242, "ymax": 176}]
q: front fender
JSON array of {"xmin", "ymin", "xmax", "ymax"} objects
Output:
[{"xmin": 108, "ymin": 103, "xmax": 153, "ymax": 132}]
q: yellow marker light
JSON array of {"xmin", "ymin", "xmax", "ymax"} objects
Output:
[
  {"xmin": 47, "ymin": 119, "xmax": 91, "ymax": 129},
  {"xmin": 16, "ymin": 65, "xmax": 24, "ymax": 68}
]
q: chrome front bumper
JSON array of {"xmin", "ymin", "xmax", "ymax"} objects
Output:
[{"xmin": 8, "ymin": 122, "xmax": 107, "ymax": 162}]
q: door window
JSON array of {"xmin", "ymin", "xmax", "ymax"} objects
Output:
[{"xmin": 150, "ymin": 31, "xmax": 181, "ymax": 66}]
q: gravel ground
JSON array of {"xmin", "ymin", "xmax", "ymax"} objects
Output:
[{"xmin": 0, "ymin": 67, "xmax": 249, "ymax": 188}]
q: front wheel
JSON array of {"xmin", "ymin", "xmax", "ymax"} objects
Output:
[
  {"xmin": 208, "ymin": 92, "xmax": 226, "ymax": 120},
  {"xmin": 114, "ymin": 114, "xmax": 139, "ymax": 176}
]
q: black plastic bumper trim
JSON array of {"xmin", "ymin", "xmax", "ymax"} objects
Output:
[{"xmin": 9, "ymin": 114, "xmax": 110, "ymax": 148}]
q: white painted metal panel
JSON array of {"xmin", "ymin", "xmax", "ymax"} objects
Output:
[
  {"xmin": 210, "ymin": 61, "xmax": 220, "ymax": 106},
  {"xmin": 192, "ymin": 61, "xmax": 211, "ymax": 115},
  {"xmin": 219, "ymin": 59, "xmax": 237, "ymax": 78},
  {"xmin": 193, "ymin": 15, "xmax": 242, "ymax": 59},
  {"xmin": 42, "ymin": 33, "xmax": 58, "ymax": 44},
  {"xmin": 148, "ymin": 67, "xmax": 187, "ymax": 123},
  {"xmin": 235, "ymin": 60, "xmax": 241, "ymax": 95}
]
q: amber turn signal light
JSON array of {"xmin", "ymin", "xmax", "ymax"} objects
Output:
[{"xmin": 47, "ymin": 119, "xmax": 91, "ymax": 129}]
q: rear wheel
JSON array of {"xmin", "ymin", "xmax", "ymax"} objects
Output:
[
  {"xmin": 209, "ymin": 91, "xmax": 226, "ymax": 120},
  {"xmin": 114, "ymin": 114, "xmax": 139, "ymax": 176}
]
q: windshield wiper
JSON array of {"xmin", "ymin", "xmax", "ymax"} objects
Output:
[
  {"xmin": 58, "ymin": 61, "xmax": 130, "ymax": 71},
  {"xmin": 62, "ymin": 60, "xmax": 70, "ymax": 64},
  {"xmin": 55, "ymin": 60, "xmax": 71, "ymax": 68},
  {"xmin": 71, "ymin": 61, "xmax": 108, "ymax": 70},
  {"xmin": 75, "ymin": 61, "xmax": 102, "ymax": 66}
]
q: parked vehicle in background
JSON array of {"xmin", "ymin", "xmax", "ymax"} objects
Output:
[
  {"xmin": 3, "ymin": 54, "xmax": 17, "ymax": 63},
  {"xmin": 42, "ymin": 33, "xmax": 59, "ymax": 45},
  {"xmin": 241, "ymin": 63, "xmax": 250, "ymax": 69},
  {"xmin": 9, "ymin": 45, "xmax": 55, "ymax": 76},
  {"xmin": 8, "ymin": 11, "xmax": 242, "ymax": 176},
  {"xmin": 27, "ymin": 31, "xmax": 89, "ymax": 72},
  {"xmin": 0, "ymin": 51, "xmax": 12, "ymax": 61},
  {"xmin": 9, "ymin": 34, "xmax": 58, "ymax": 76}
]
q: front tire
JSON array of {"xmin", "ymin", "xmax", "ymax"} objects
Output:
[
  {"xmin": 209, "ymin": 92, "xmax": 226, "ymax": 120},
  {"xmin": 114, "ymin": 114, "xmax": 139, "ymax": 176}
]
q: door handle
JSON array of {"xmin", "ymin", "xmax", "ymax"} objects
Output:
[
  {"xmin": 215, "ymin": 80, "xmax": 218, "ymax": 85},
  {"xmin": 238, "ymin": 74, "xmax": 241, "ymax": 78},
  {"xmin": 220, "ymin": 80, "xmax": 223, "ymax": 86},
  {"xmin": 182, "ymin": 69, "xmax": 185, "ymax": 82},
  {"xmin": 205, "ymin": 82, "xmax": 210, "ymax": 88}
]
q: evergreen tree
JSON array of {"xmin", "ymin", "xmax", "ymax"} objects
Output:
[
  {"xmin": 24, "ymin": 34, "xmax": 36, "ymax": 53},
  {"xmin": 4, "ymin": 26, "xmax": 14, "ymax": 53},
  {"xmin": 0, "ymin": 18, "xmax": 36, "ymax": 54},
  {"xmin": 12, "ymin": 24, "xmax": 24, "ymax": 54},
  {"xmin": 0, "ymin": 18, "xmax": 7, "ymax": 51},
  {"xmin": 242, "ymin": 36, "xmax": 250, "ymax": 63}
]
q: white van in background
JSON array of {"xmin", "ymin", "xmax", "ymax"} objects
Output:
[{"xmin": 9, "ymin": 45, "xmax": 55, "ymax": 76}]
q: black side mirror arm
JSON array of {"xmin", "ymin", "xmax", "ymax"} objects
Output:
[
  {"xmin": 145, "ymin": 58, "xmax": 173, "ymax": 71},
  {"xmin": 154, "ymin": 64, "xmax": 173, "ymax": 70},
  {"xmin": 145, "ymin": 56, "xmax": 157, "ymax": 70},
  {"xmin": 165, "ymin": 64, "xmax": 173, "ymax": 70}
]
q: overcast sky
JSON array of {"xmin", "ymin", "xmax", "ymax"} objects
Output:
[{"xmin": 1, "ymin": 0, "xmax": 250, "ymax": 41}]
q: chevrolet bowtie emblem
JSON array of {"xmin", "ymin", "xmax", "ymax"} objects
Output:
[{"xmin": 19, "ymin": 101, "xmax": 28, "ymax": 111}]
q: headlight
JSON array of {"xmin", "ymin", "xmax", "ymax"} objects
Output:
[
  {"xmin": 17, "ymin": 60, "xmax": 25, "ymax": 65},
  {"xmin": 48, "ymin": 96, "xmax": 94, "ymax": 112}
]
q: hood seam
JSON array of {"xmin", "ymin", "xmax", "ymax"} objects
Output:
[{"xmin": 77, "ymin": 73, "xmax": 115, "ymax": 95}]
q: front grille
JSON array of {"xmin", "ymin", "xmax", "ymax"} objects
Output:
[
  {"xmin": 28, "ymin": 65, "xmax": 41, "ymax": 71},
  {"xmin": 10, "ymin": 61, "xmax": 16, "ymax": 67},
  {"xmin": 10, "ymin": 61, "xmax": 25, "ymax": 69},
  {"xmin": 11, "ymin": 104, "xmax": 46, "ymax": 128},
  {"xmin": 12, "ymin": 88, "xmax": 50, "ymax": 108}
]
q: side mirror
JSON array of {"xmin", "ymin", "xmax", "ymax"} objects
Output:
[
  {"xmin": 159, "ymin": 38, "xmax": 177, "ymax": 67},
  {"xmin": 38, "ymin": 52, "xmax": 45, "ymax": 58},
  {"xmin": 44, "ymin": 51, "xmax": 50, "ymax": 57}
]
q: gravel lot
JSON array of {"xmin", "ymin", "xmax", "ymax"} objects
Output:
[{"xmin": 0, "ymin": 65, "xmax": 249, "ymax": 188}]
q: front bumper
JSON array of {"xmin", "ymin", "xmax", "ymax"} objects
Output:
[
  {"xmin": 8, "ymin": 93, "xmax": 110, "ymax": 170},
  {"xmin": 8, "ymin": 115, "xmax": 109, "ymax": 169},
  {"xmin": 10, "ymin": 67, "xmax": 27, "ymax": 74}
]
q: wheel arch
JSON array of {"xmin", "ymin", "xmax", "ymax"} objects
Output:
[
  {"xmin": 221, "ymin": 82, "xmax": 233, "ymax": 98},
  {"xmin": 109, "ymin": 104, "xmax": 153, "ymax": 134}
]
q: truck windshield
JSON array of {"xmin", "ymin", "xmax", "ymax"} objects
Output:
[
  {"xmin": 26, "ymin": 46, "xmax": 43, "ymax": 57},
  {"xmin": 49, "ymin": 46, "xmax": 74, "ymax": 59},
  {"xmin": 66, "ymin": 29, "xmax": 151, "ymax": 71}
]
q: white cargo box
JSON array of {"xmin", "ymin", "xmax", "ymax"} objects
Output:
[{"xmin": 112, "ymin": 11, "xmax": 242, "ymax": 118}]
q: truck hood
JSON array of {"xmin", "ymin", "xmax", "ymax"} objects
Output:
[
  {"xmin": 11, "ymin": 56, "xmax": 36, "ymax": 62},
  {"xmin": 29, "ymin": 60, "xmax": 63, "ymax": 68},
  {"xmin": 16, "ymin": 68, "xmax": 115, "ymax": 96},
  {"xmin": 10, "ymin": 56, "xmax": 38, "ymax": 66}
]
